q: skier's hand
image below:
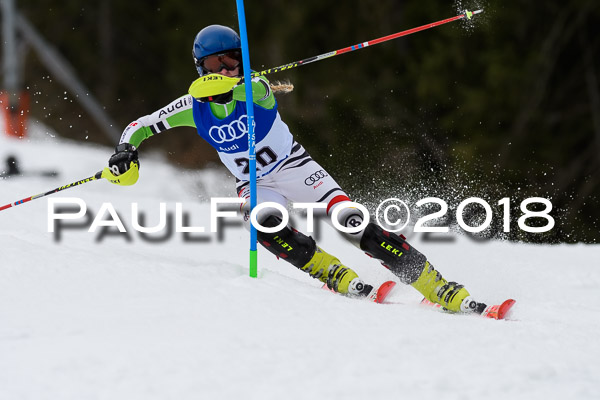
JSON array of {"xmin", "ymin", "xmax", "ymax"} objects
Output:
[
  {"xmin": 103, "ymin": 143, "xmax": 139, "ymax": 186},
  {"xmin": 188, "ymin": 74, "xmax": 240, "ymax": 100},
  {"xmin": 108, "ymin": 143, "xmax": 138, "ymax": 175}
]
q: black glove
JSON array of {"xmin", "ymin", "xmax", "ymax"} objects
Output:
[{"xmin": 108, "ymin": 143, "xmax": 139, "ymax": 176}]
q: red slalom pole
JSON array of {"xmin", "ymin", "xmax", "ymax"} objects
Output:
[
  {"xmin": 0, "ymin": 171, "xmax": 102, "ymax": 212},
  {"xmin": 252, "ymin": 9, "xmax": 483, "ymax": 78}
]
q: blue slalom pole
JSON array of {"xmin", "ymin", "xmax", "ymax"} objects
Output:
[{"xmin": 235, "ymin": 0, "xmax": 258, "ymax": 278}]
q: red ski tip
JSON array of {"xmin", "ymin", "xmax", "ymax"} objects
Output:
[
  {"xmin": 482, "ymin": 299, "xmax": 516, "ymax": 320},
  {"xmin": 374, "ymin": 281, "xmax": 396, "ymax": 304},
  {"xmin": 496, "ymin": 299, "xmax": 516, "ymax": 320}
]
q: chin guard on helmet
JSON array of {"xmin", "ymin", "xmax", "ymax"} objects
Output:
[{"xmin": 188, "ymin": 74, "xmax": 240, "ymax": 99}]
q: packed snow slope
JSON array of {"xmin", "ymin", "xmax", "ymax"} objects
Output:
[{"xmin": 1, "ymin": 125, "xmax": 599, "ymax": 400}]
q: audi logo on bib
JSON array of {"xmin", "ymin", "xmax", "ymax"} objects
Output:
[
  {"xmin": 304, "ymin": 170, "xmax": 328, "ymax": 186},
  {"xmin": 209, "ymin": 115, "xmax": 254, "ymax": 144}
]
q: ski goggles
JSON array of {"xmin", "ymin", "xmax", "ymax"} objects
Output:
[{"xmin": 197, "ymin": 51, "xmax": 242, "ymax": 74}]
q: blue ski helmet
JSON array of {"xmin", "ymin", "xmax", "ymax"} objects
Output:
[{"xmin": 193, "ymin": 25, "xmax": 242, "ymax": 76}]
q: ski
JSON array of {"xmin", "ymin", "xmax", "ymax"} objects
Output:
[
  {"xmin": 322, "ymin": 279, "xmax": 514, "ymax": 317},
  {"xmin": 420, "ymin": 297, "xmax": 516, "ymax": 320},
  {"xmin": 322, "ymin": 280, "xmax": 397, "ymax": 304}
]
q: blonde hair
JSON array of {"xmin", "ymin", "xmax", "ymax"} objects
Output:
[{"xmin": 269, "ymin": 80, "xmax": 294, "ymax": 94}]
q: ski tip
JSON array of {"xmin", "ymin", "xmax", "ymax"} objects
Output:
[
  {"xmin": 374, "ymin": 281, "xmax": 396, "ymax": 304},
  {"xmin": 496, "ymin": 299, "xmax": 516, "ymax": 320},
  {"xmin": 483, "ymin": 299, "xmax": 516, "ymax": 320}
]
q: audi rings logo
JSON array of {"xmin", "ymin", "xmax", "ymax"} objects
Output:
[
  {"xmin": 304, "ymin": 170, "xmax": 328, "ymax": 185},
  {"xmin": 209, "ymin": 115, "xmax": 250, "ymax": 144}
]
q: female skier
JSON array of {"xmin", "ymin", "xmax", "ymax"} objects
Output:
[{"xmin": 105, "ymin": 25, "xmax": 478, "ymax": 313}]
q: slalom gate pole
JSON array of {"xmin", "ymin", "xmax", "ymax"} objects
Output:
[
  {"xmin": 236, "ymin": 0, "xmax": 258, "ymax": 278},
  {"xmin": 0, "ymin": 171, "xmax": 103, "ymax": 212},
  {"xmin": 250, "ymin": 9, "xmax": 483, "ymax": 78}
]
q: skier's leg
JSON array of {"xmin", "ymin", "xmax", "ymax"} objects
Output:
[
  {"xmin": 237, "ymin": 185, "xmax": 370, "ymax": 296},
  {"xmin": 325, "ymin": 201, "xmax": 368, "ymax": 247},
  {"xmin": 358, "ymin": 222, "xmax": 475, "ymax": 312},
  {"xmin": 239, "ymin": 142, "xmax": 475, "ymax": 310},
  {"xmin": 256, "ymin": 215, "xmax": 371, "ymax": 295},
  {"xmin": 235, "ymin": 145, "xmax": 376, "ymax": 295}
]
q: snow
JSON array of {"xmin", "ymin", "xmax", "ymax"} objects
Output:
[{"xmin": 1, "ymin": 123, "xmax": 599, "ymax": 400}]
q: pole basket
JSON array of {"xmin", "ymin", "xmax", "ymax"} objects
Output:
[{"xmin": 0, "ymin": 91, "xmax": 29, "ymax": 138}]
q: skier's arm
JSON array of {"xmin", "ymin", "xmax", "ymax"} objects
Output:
[
  {"xmin": 231, "ymin": 76, "xmax": 275, "ymax": 109},
  {"xmin": 104, "ymin": 95, "xmax": 196, "ymax": 185},
  {"xmin": 119, "ymin": 94, "xmax": 196, "ymax": 147}
]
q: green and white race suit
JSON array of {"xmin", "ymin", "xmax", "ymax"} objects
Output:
[{"xmin": 118, "ymin": 76, "xmax": 353, "ymax": 220}]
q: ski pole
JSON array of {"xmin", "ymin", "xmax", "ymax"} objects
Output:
[
  {"xmin": 0, "ymin": 171, "xmax": 103, "ymax": 212},
  {"xmin": 251, "ymin": 9, "xmax": 483, "ymax": 78}
]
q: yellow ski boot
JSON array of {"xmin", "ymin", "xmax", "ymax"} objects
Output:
[
  {"xmin": 303, "ymin": 246, "xmax": 370, "ymax": 295},
  {"xmin": 411, "ymin": 261, "xmax": 474, "ymax": 312}
]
